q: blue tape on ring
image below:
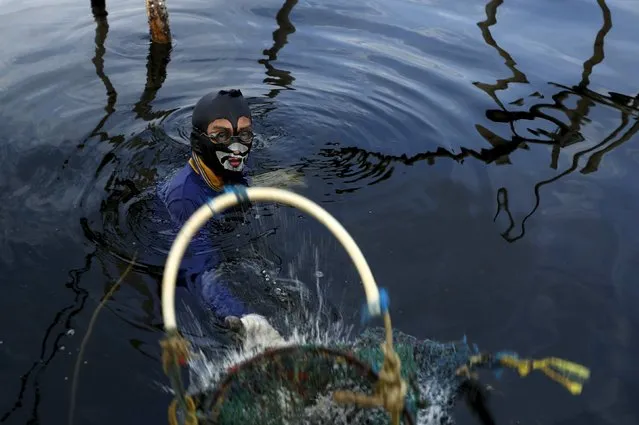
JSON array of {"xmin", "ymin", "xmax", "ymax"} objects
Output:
[
  {"xmin": 378, "ymin": 288, "xmax": 390, "ymax": 313},
  {"xmin": 224, "ymin": 185, "xmax": 250, "ymax": 206},
  {"xmin": 361, "ymin": 287, "xmax": 391, "ymax": 324}
]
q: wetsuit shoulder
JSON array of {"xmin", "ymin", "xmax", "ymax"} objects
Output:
[{"xmin": 161, "ymin": 163, "xmax": 216, "ymax": 226}]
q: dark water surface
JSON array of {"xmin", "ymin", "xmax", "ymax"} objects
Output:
[{"xmin": 1, "ymin": 0, "xmax": 638, "ymax": 424}]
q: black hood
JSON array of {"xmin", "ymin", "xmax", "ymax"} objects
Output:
[
  {"xmin": 192, "ymin": 89, "xmax": 251, "ymax": 133},
  {"xmin": 190, "ymin": 89, "xmax": 252, "ymax": 180}
]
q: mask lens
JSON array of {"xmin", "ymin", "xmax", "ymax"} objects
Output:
[
  {"xmin": 238, "ymin": 131, "xmax": 254, "ymax": 143},
  {"xmin": 209, "ymin": 130, "xmax": 231, "ymax": 144}
]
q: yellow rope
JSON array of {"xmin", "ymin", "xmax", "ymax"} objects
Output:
[
  {"xmin": 161, "ymin": 331, "xmax": 197, "ymax": 424},
  {"xmin": 462, "ymin": 353, "xmax": 590, "ymax": 395},
  {"xmin": 168, "ymin": 395, "xmax": 197, "ymax": 425},
  {"xmin": 333, "ymin": 312, "xmax": 408, "ymax": 425},
  {"xmin": 68, "ymin": 253, "xmax": 137, "ymax": 425},
  {"xmin": 498, "ymin": 355, "xmax": 590, "ymax": 395},
  {"xmin": 160, "ymin": 332, "xmax": 191, "ymax": 375}
]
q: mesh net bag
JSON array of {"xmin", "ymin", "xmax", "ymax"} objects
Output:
[
  {"xmin": 190, "ymin": 343, "xmax": 419, "ymax": 425},
  {"xmin": 178, "ymin": 326, "xmax": 484, "ymax": 425},
  {"xmin": 176, "ymin": 326, "xmax": 590, "ymax": 425},
  {"xmin": 354, "ymin": 327, "xmax": 475, "ymax": 385}
]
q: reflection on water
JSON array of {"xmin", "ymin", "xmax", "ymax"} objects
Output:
[
  {"xmin": 1, "ymin": 0, "xmax": 639, "ymax": 424},
  {"xmin": 82, "ymin": 11, "xmax": 116, "ymax": 147},
  {"xmin": 0, "ymin": 251, "xmax": 95, "ymax": 424},
  {"xmin": 259, "ymin": 0, "xmax": 298, "ymax": 98},
  {"xmin": 299, "ymin": 0, "xmax": 638, "ymax": 244},
  {"xmin": 478, "ymin": 0, "xmax": 639, "ymax": 241},
  {"xmin": 132, "ymin": 41, "xmax": 174, "ymax": 120},
  {"xmin": 0, "ymin": 6, "xmax": 176, "ymax": 423}
]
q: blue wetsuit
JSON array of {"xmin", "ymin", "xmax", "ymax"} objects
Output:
[{"xmin": 158, "ymin": 163, "xmax": 251, "ymax": 320}]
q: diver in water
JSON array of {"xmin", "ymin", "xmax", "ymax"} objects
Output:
[
  {"xmin": 162, "ymin": 88, "xmax": 254, "ymax": 223},
  {"xmin": 160, "ymin": 88, "xmax": 256, "ymax": 321}
]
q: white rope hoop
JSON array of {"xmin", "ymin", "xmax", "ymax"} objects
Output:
[{"xmin": 161, "ymin": 187, "xmax": 381, "ymax": 332}]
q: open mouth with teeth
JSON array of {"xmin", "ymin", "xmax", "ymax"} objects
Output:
[
  {"xmin": 219, "ymin": 153, "xmax": 246, "ymax": 171},
  {"xmin": 227, "ymin": 156, "xmax": 243, "ymax": 168}
]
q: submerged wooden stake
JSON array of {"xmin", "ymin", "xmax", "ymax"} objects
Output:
[{"xmin": 145, "ymin": 0, "xmax": 172, "ymax": 44}]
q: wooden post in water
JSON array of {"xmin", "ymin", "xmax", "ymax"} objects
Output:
[{"xmin": 145, "ymin": 0, "xmax": 172, "ymax": 44}]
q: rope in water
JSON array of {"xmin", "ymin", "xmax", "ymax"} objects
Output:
[{"xmin": 160, "ymin": 186, "xmax": 405, "ymax": 425}]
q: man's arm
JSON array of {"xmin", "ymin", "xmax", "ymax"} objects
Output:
[
  {"xmin": 166, "ymin": 197, "xmax": 220, "ymax": 277},
  {"xmin": 166, "ymin": 197, "xmax": 250, "ymax": 320}
]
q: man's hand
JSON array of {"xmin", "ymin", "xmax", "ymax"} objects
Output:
[
  {"xmin": 224, "ymin": 315, "xmax": 246, "ymax": 342},
  {"xmin": 223, "ymin": 314, "xmax": 285, "ymax": 352}
]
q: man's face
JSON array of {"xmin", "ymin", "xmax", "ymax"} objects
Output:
[{"xmin": 205, "ymin": 115, "xmax": 252, "ymax": 172}]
